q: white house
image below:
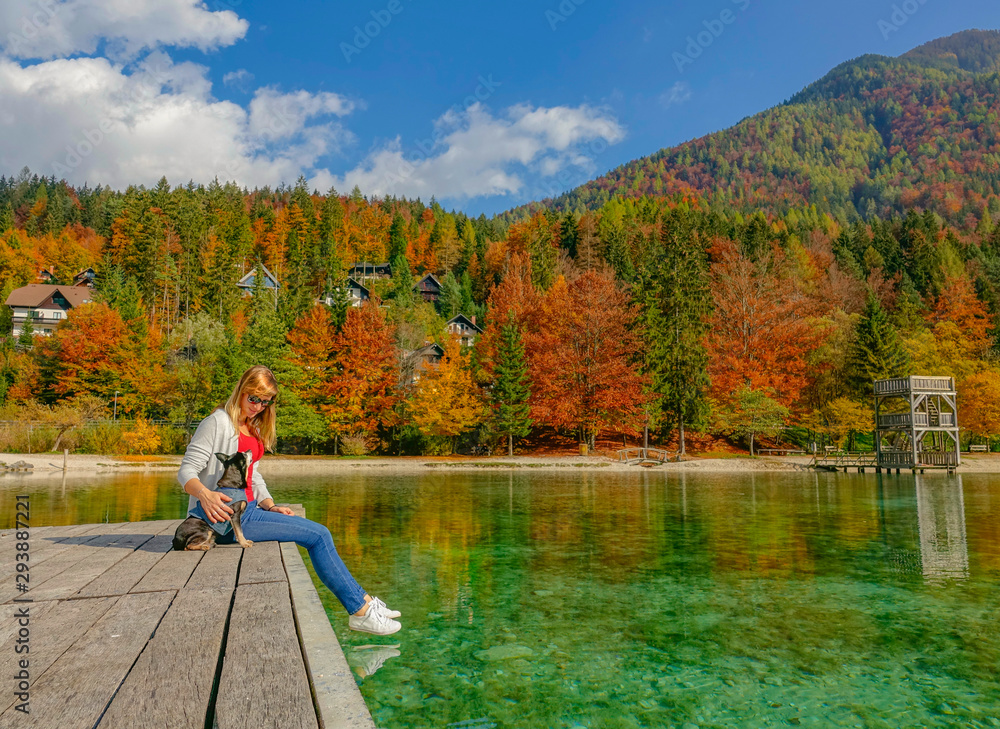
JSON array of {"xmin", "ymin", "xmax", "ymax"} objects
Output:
[
  {"xmin": 5, "ymin": 284, "xmax": 93, "ymax": 336},
  {"xmin": 446, "ymin": 314, "xmax": 482, "ymax": 346}
]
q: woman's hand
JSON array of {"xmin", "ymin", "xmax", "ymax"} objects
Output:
[
  {"xmin": 268, "ymin": 505, "xmax": 296, "ymax": 516},
  {"xmin": 199, "ymin": 489, "xmax": 234, "ymax": 523}
]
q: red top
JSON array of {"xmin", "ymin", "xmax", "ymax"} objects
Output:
[{"xmin": 238, "ymin": 431, "xmax": 263, "ymax": 502}]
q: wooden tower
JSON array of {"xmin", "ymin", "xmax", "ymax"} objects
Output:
[{"xmin": 873, "ymin": 376, "xmax": 960, "ymax": 472}]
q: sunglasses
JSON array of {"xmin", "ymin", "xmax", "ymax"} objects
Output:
[{"xmin": 247, "ymin": 394, "xmax": 274, "ymax": 407}]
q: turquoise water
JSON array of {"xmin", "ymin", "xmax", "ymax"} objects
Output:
[{"xmin": 3, "ymin": 469, "xmax": 999, "ymax": 728}]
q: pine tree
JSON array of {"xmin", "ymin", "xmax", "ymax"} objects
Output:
[
  {"xmin": 643, "ymin": 210, "xmax": 711, "ymax": 457},
  {"xmin": 242, "ymin": 265, "xmax": 288, "ymax": 369},
  {"xmin": 492, "ymin": 318, "xmax": 532, "ymax": 455},
  {"xmin": 388, "ymin": 214, "xmax": 408, "ymax": 262},
  {"xmin": 848, "ymin": 293, "xmax": 910, "ymax": 395},
  {"xmin": 437, "ymin": 271, "xmax": 462, "ymax": 319},
  {"xmin": 390, "ymin": 254, "xmax": 414, "ymax": 307}
]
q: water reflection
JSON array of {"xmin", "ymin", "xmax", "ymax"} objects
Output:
[
  {"xmin": 3, "ymin": 470, "xmax": 1000, "ymax": 727},
  {"xmin": 915, "ymin": 474, "xmax": 969, "ymax": 584},
  {"xmin": 348, "ymin": 644, "xmax": 402, "ymax": 680}
]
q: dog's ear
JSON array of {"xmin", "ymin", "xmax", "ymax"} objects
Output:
[
  {"xmin": 243, "ymin": 450, "xmax": 253, "ymax": 466},
  {"xmin": 215, "ymin": 452, "xmax": 228, "ymax": 464}
]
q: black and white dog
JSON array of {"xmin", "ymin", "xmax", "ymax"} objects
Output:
[{"xmin": 172, "ymin": 451, "xmax": 255, "ymax": 551}]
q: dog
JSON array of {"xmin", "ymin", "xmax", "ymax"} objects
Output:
[{"xmin": 173, "ymin": 451, "xmax": 255, "ymax": 551}]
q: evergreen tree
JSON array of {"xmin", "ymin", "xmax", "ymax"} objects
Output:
[
  {"xmin": 491, "ymin": 318, "xmax": 532, "ymax": 455},
  {"xmin": 16, "ymin": 318, "xmax": 34, "ymax": 350},
  {"xmin": 642, "ymin": 210, "xmax": 711, "ymax": 457},
  {"xmin": 388, "ymin": 214, "xmax": 408, "ymax": 262},
  {"xmin": 848, "ymin": 293, "xmax": 910, "ymax": 395},
  {"xmin": 437, "ymin": 271, "xmax": 462, "ymax": 319},
  {"xmin": 390, "ymin": 254, "xmax": 415, "ymax": 307},
  {"xmin": 242, "ymin": 265, "xmax": 288, "ymax": 369}
]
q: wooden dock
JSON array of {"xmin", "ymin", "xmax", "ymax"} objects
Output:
[{"xmin": 0, "ymin": 509, "xmax": 376, "ymax": 729}]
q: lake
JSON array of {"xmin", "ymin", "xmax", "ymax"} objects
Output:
[{"xmin": 2, "ymin": 469, "xmax": 998, "ymax": 728}]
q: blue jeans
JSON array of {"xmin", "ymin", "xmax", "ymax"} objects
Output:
[{"xmin": 216, "ymin": 501, "xmax": 367, "ymax": 614}]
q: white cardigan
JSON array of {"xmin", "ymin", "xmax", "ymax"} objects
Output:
[{"xmin": 177, "ymin": 409, "xmax": 273, "ymax": 513}]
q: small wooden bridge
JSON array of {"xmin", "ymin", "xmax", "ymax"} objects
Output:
[
  {"xmin": 0, "ymin": 508, "xmax": 376, "ymax": 729},
  {"xmin": 616, "ymin": 448, "xmax": 676, "ymax": 466},
  {"xmin": 810, "ymin": 451, "xmax": 879, "ymax": 473}
]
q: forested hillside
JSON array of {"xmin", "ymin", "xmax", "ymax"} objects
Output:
[
  {"xmin": 1, "ymin": 31, "xmax": 999, "ymax": 457},
  {"xmin": 513, "ymin": 30, "xmax": 1000, "ymax": 226}
]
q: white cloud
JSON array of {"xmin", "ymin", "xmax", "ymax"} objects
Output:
[
  {"xmin": 248, "ymin": 87, "xmax": 356, "ymax": 142},
  {"xmin": 0, "ymin": 54, "xmax": 355, "ymax": 189},
  {"xmin": 222, "ymin": 68, "xmax": 253, "ymax": 91},
  {"xmin": 316, "ymin": 102, "xmax": 625, "ymax": 200},
  {"xmin": 659, "ymin": 81, "xmax": 692, "ymax": 109},
  {"xmin": 0, "ymin": 0, "xmax": 248, "ymax": 60}
]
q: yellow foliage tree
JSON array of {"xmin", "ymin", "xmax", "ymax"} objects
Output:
[
  {"xmin": 958, "ymin": 371, "xmax": 1000, "ymax": 445},
  {"xmin": 807, "ymin": 397, "xmax": 873, "ymax": 449},
  {"xmin": 408, "ymin": 337, "xmax": 486, "ymax": 452},
  {"xmin": 122, "ymin": 417, "xmax": 161, "ymax": 456}
]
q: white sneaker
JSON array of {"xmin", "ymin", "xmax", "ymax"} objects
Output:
[
  {"xmin": 349, "ymin": 604, "xmax": 401, "ymax": 635},
  {"xmin": 370, "ymin": 596, "xmax": 401, "ymax": 618}
]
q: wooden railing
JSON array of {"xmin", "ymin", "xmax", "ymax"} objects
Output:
[
  {"xmin": 877, "ymin": 412, "xmax": 956, "ymax": 428},
  {"xmin": 874, "ymin": 376, "xmax": 954, "ymax": 395},
  {"xmin": 918, "ymin": 452, "xmax": 958, "ymax": 466},
  {"xmin": 879, "ymin": 451, "xmax": 915, "ymax": 466},
  {"xmin": 811, "ymin": 451, "xmax": 878, "ymax": 469},
  {"xmin": 617, "ymin": 448, "xmax": 674, "ymax": 464}
]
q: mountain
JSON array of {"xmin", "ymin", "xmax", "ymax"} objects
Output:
[{"xmin": 511, "ymin": 30, "xmax": 1000, "ymax": 225}]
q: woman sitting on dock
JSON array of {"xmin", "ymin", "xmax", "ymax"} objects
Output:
[{"xmin": 177, "ymin": 364, "xmax": 401, "ymax": 636}]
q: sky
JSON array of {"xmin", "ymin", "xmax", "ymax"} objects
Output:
[{"xmin": 0, "ymin": 0, "xmax": 997, "ymax": 216}]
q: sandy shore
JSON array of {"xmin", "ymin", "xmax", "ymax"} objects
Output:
[{"xmin": 2, "ymin": 451, "xmax": 999, "ymax": 479}]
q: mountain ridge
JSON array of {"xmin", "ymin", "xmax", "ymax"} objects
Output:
[{"xmin": 506, "ymin": 29, "xmax": 1000, "ymax": 226}]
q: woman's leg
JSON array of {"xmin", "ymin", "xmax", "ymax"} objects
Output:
[{"xmin": 239, "ymin": 506, "xmax": 368, "ymax": 615}]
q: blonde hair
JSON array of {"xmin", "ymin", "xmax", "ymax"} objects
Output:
[{"xmin": 222, "ymin": 365, "xmax": 279, "ymax": 451}]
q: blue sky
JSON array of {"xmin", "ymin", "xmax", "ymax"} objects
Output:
[{"xmin": 0, "ymin": 0, "xmax": 997, "ymax": 215}]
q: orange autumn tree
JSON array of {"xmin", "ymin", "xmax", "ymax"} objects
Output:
[
  {"xmin": 35, "ymin": 302, "xmax": 169, "ymax": 414},
  {"xmin": 706, "ymin": 240, "xmax": 831, "ymax": 407},
  {"xmin": 408, "ymin": 337, "xmax": 486, "ymax": 452},
  {"xmin": 529, "ymin": 270, "xmax": 649, "ymax": 448},
  {"xmin": 323, "ymin": 300, "xmax": 398, "ymax": 449},
  {"xmin": 477, "ymin": 253, "xmax": 537, "ymax": 377},
  {"xmin": 286, "ymin": 304, "xmax": 339, "ymax": 411},
  {"xmin": 958, "ymin": 370, "xmax": 1000, "ymax": 445}
]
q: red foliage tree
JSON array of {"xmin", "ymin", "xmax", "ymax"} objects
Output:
[
  {"xmin": 528, "ymin": 270, "xmax": 649, "ymax": 447},
  {"xmin": 323, "ymin": 301, "xmax": 399, "ymax": 441},
  {"xmin": 706, "ymin": 240, "xmax": 831, "ymax": 407}
]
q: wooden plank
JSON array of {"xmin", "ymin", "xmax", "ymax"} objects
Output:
[
  {"xmin": 74, "ymin": 535, "xmax": 175, "ymax": 599},
  {"xmin": 0, "ymin": 600, "xmax": 61, "ymax": 656},
  {"xmin": 216, "ymin": 581, "xmax": 318, "ymax": 729},
  {"xmin": 0, "ymin": 597, "xmax": 120, "ymax": 715},
  {"xmin": 130, "ymin": 549, "xmax": 204, "ymax": 594},
  {"xmin": 184, "ymin": 545, "xmax": 243, "ymax": 591},
  {"xmin": 97, "ymin": 588, "xmax": 232, "ymax": 729},
  {"xmin": 152, "ymin": 519, "xmax": 184, "ymax": 536},
  {"xmin": 281, "ymin": 542, "xmax": 377, "ymax": 729},
  {"xmin": 0, "ymin": 531, "xmax": 118, "ymax": 604},
  {"xmin": 0, "ymin": 524, "xmax": 101, "ymax": 579},
  {"xmin": 24, "ymin": 524, "xmax": 163, "ymax": 603},
  {"xmin": 0, "ymin": 590, "xmax": 174, "ymax": 729},
  {"xmin": 238, "ymin": 540, "xmax": 286, "ymax": 585}
]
